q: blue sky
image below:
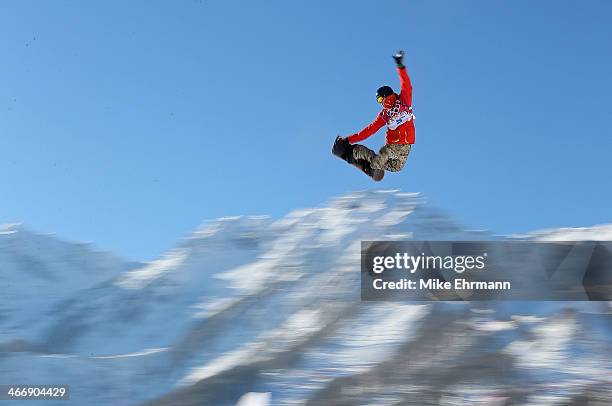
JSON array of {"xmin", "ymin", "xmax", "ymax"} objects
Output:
[{"xmin": 2, "ymin": 0, "xmax": 611, "ymax": 260}]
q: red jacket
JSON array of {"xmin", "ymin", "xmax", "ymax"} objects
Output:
[{"xmin": 348, "ymin": 66, "xmax": 415, "ymax": 145}]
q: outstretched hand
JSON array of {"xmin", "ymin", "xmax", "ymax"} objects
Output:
[{"xmin": 393, "ymin": 50, "xmax": 404, "ymax": 68}]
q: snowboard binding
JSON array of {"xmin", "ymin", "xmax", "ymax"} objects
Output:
[{"xmin": 332, "ymin": 136, "xmax": 384, "ymax": 182}]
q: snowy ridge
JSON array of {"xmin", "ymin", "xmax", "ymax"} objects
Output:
[
  {"xmin": 0, "ymin": 225, "xmax": 139, "ymax": 344},
  {"xmin": 0, "ymin": 191, "xmax": 610, "ymax": 405}
]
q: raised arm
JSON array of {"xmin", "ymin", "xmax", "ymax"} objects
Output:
[
  {"xmin": 348, "ymin": 114, "xmax": 385, "ymax": 144},
  {"xmin": 394, "ymin": 50, "xmax": 413, "ymax": 106}
]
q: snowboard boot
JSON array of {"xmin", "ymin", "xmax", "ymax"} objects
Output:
[{"xmin": 353, "ymin": 158, "xmax": 385, "ymax": 182}]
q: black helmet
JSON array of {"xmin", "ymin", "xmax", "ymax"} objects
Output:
[{"xmin": 376, "ymin": 86, "xmax": 394, "ymax": 103}]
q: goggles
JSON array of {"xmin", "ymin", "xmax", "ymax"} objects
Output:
[{"xmin": 376, "ymin": 95, "xmax": 384, "ymax": 104}]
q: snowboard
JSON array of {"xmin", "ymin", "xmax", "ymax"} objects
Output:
[{"xmin": 332, "ymin": 137, "xmax": 384, "ymax": 182}]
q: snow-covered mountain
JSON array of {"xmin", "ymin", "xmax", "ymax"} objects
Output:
[
  {"xmin": 0, "ymin": 224, "xmax": 139, "ymax": 346},
  {"xmin": 1, "ymin": 191, "xmax": 610, "ymax": 405}
]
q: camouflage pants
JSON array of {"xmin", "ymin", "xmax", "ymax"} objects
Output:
[{"xmin": 352, "ymin": 143, "xmax": 412, "ymax": 172}]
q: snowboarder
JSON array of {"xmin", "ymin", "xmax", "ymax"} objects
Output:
[{"xmin": 332, "ymin": 50, "xmax": 415, "ymax": 181}]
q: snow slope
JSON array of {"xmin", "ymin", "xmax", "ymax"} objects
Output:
[
  {"xmin": 0, "ymin": 191, "xmax": 610, "ymax": 406},
  {"xmin": 0, "ymin": 224, "xmax": 138, "ymax": 345}
]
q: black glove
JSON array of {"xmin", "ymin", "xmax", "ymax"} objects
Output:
[{"xmin": 393, "ymin": 50, "xmax": 405, "ymax": 68}]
